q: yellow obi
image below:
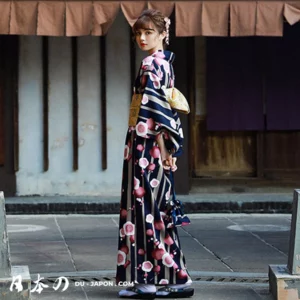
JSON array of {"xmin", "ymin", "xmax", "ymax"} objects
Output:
[{"xmin": 128, "ymin": 94, "xmax": 142, "ymax": 127}]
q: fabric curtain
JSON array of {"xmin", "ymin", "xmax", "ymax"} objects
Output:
[
  {"xmin": 0, "ymin": 1, "xmax": 299, "ymax": 37},
  {"xmin": 206, "ymin": 37, "xmax": 264, "ymax": 131},
  {"xmin": 0, "ymin": 2, "xmax": 11, "ymax": 34},
  {"xmin": 38, "ymin": 1, "xmax": 65, "ymax": 36},
  {"xmin": 266, "ymin": 23, "xmax": 300, "ymax": 130}
]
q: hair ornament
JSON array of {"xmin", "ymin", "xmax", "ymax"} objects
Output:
[{"xmin": 164, "ymin": 17, "xmax": 171, "ymax": 45}]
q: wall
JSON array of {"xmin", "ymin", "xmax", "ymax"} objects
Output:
[{"xmin": 17, "ymin": 12, "xmax": 130, "ymax": 196}]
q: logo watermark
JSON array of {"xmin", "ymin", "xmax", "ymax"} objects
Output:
[
  {"xmin": 75, "ymin": 281, "xmax": 133, "ymax": 287},
  {"xmin": 10, "ymin": 274, "xmax": 133, "ymax": 294}
]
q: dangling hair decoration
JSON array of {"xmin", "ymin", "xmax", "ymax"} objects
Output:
[{"xmin": 164, "ymin": 17, "xmax": 171, "ymax": 45}]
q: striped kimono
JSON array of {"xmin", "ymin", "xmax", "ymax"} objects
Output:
[{"xmin": 116, "ymin": 50, "xmax": 191, "ymax": 285}]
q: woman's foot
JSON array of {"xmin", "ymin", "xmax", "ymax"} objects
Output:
[
  {"xmin": 119, "ymin": 284, "xmax": 156, "ymax": 299},
  {"xmin": 155, "ymin": 284, "xmax": 194, "ymax": 298}
]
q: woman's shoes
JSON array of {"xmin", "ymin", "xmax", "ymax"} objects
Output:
[
  {"xmin": 155, "ymin": 286, "xmax": 194, "ymax": 298},
  {"xmin": 119, "ymin": 286, "xmax": 156, "ymax": 299},
  {"xmin": 119, "ymin": 285, "xmax": 194, "ymax": 299}
]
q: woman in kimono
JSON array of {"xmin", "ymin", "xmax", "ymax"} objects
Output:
[{"xmin": 116, "ymin": 9, "xmax": 194, "ymax": 299}]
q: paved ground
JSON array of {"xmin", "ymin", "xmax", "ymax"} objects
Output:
[{"xmin": 6, "ymin": 213, "xmax": 292, "ymax": 299}]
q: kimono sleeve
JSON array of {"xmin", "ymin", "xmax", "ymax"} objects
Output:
[{"xmin": 135, "ymin": 66, "xmax": 184, "ymax": 156}]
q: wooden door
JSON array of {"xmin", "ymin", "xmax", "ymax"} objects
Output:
[
  {"xmin": 192, "ymin": 117, "xmax": 257, "ymax": 177},
  {"xmin": 264, "ymin": 132, "xmax": 300, "ymax": 179},
  {"xmin": 191, "ymin": 37, "xmax": 258, "ymax": 178}
]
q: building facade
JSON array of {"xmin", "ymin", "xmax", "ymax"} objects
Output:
[{"xmin": 0, "ymin": 1, "xmax": 300, "ymax": 196}]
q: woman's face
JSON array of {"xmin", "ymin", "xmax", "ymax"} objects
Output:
[{"xmin": 135, "ymin": 22, "xmax": 165, "ymax": 54}]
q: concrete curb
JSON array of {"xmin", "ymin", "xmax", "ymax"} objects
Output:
[{"xmin": 5, "ymin": 195, "xmax": 293, "ymax": 214}]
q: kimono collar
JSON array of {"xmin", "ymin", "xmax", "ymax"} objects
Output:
[{"xmin": 151, "ymin": 50, "xmax": 175, "ymax": 63}]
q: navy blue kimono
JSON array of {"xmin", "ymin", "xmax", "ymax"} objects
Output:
[{"xmin": 116, "ymin": 50, "xmax": 191, "ymax": 285}]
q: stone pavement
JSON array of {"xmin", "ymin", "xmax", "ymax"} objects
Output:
[{"xmin": 5, "ymin": 213, "xmax": 291, "ymax": 299}]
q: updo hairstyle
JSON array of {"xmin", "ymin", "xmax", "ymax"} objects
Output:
[{"xmin": 132, "ymin": 9, "xmax": 170, "ymax": 45}]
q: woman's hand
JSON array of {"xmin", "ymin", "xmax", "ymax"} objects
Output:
[
  {"xmin": 162, "ymin": 153, "xmax": 178, "ymax": 171},
  {"xmin": 157, "ymin": 133, "xmax": 178, "ymax": 171},
  {"xmin": 161, "ymin": 151, "xmax": 172, "ymax": 170}
]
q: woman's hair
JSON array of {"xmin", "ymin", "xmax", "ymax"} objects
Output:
[{"xmin": 133, "ymin": 9, "xmax": 170, "ymax": 45}]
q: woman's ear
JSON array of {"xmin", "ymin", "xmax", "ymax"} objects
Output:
[{"xmin": 160, "ymin": 31, "xmax": 167, "ymax": 41}]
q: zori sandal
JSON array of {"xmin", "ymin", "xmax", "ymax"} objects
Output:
[
  {"xmin": 119, "ymin": 286, "xmax": 156, "ymax": 299},
  {"xmin": 156, "ymin": 286, "xmax": 194, "ymax": 298}
]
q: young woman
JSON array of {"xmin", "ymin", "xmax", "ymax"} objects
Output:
[{"xmin": 116, "ymin": 9, "xmax": 194, "ymax": 299}]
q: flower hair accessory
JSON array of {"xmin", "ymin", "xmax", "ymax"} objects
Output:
[{"xmin": 164, "ymin": 17, "xmax": 171, "ymax": 45}]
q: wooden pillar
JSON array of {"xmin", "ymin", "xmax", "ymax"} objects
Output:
[
  {"xmin": 171, "ymin": 35, "xmax": 191, "ymax": 194},
  {"xmin": 0, "ymin": 36, "xmax": 17, "ymax": 196}
]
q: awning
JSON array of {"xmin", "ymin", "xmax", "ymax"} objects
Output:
[{"xmin": 1, "ymin": 1, "xmax": 300, "ymax": 37}]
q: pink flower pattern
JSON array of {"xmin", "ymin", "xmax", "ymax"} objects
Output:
[{"xmin": 136, "ymin": 121, "xmax": 148, "ymax": 137}]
